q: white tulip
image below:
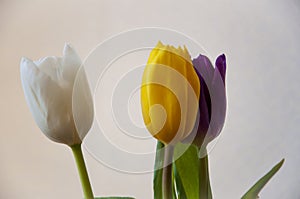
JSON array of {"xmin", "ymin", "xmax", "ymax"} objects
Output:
[{"xmin": 20, "ymin": 44, "xmax": 93, "ymax": 146}]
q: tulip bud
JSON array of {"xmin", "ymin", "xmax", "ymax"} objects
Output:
[
  {"xmin": 20, "ymin": 44, "xmax": 93, "ymax": 146},
  {"xmin": 185, "ymin": 54, "xmax": 226, "ymax": 148},
  {"xmin": 141, "ymin": 42, "xmax": 200, "ymax": 144}
]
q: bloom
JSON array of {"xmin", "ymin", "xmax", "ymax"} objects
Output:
[
  {"xmin": 20, "ymin": 44, "xmax": 93, "ymax": 146},
  {"xmin": 185, "ymin": 54, "xmax": 226, "ymax": 147},
  {"xmin": 141, "ymin": 42, "xmax": 200, "ymax": 144}
]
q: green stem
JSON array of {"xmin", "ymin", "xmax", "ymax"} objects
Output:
[
  {"xmin": 71, "ymin": 144, "xmax": 94, "ymax": 199},
  {"xmin": 162, "ymin": 145, "xmax": 174, "ymax": 199},
  {"xmin": 154, "ymin": 141, "xmax": 165, "ymax": 199},
  {"xmin": 199, "ymin": 153, "xmax": 212, "ymax": 199}
]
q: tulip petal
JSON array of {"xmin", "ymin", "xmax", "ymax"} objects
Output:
[
  {"xmin": 205, "ymin": 55, "xmax": 227, "ymax": 141},
  {"xmin": 62, "ymin": 43, "xmax": 82, "ymax": 83},
  {"xmin": 72, "ymin": 66, "xmax": 94, "ymax": 141},
  {"xmin": 141, "ymin": 42, "xmax": 200, "ymax": 144},
  {"xmin": 185, "ymin": 54, "xmax": 227, "ymax": 148},
  {"xmin": 20, "ymin": 57, "xmax": 81, "ymax": 145},
  {"xmin": 34, "ymin": 56, "xmax": 63, "ymax": 83},
  {"xmin": 215, "ymin": 54, "xmax": 226, "ymax": 83},
  {"xmin": 194, "ymin": 76, "xmax": 211, "ymax": 145},
  {"xmin": 192, "ymin": 54, "xmax": 214, "ymax": 86}
]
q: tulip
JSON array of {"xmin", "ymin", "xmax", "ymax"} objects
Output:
[
  {"xmin": 141, "ymin": 41, "xmax": 200, "ymax": 145},
  {"xmin": 186, "ymin": 54, "xmax": 227, "ymax": 148},
  {"xmin": 20, "ymin": 44, "xmax": 94, "ymax": 146}
]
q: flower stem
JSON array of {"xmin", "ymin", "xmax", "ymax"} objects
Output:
[
  {"xmin": 199, "ymin": 153, "xmax": 212, "ymax": 199},
  {"xmin": 71, "ymin": 144, "xmax": 94, "ymax": 199},
  {"xmin": 162, "ymin": 145, "xmax": 174, "ymax": 199}
]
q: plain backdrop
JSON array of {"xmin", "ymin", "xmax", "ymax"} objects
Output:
[{"xmin": 1, "ymin": 0, "xmax": 300, "ymax": 198}]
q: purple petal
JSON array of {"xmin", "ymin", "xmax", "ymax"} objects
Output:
[
  {"xmin": 192, "ymin": 54, "xmax": 214, "ymax": 86},
  {"xmin": 192, "ymin": 76, "xmax": 211, "ymax": 146},
  {"xmin": 182, "ymin": 66, "xmax": 211, "ymax": 146},
  {"xmin": 206, "ymin": 56, "xmax": 227, "ymax": 141},
  {"xmin": 206, "ymin": 82, "xmax": 226, "ymax": 141},
  {"xmin": 184, "ymin": 54, "xmax": 227, "ymax": 148},
  {"xmin": 215, "ymin": 54, "xmax": 226, "ymax": 83}
]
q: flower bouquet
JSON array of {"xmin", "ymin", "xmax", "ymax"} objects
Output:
[{"xmin": 20, "ymin": 40, "xmax": 283, "ymax": 199}]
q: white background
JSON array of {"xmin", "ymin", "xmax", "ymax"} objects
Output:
[{"xmin": 0, "ymin": 0, "xmax": 299, "ymax": 198}]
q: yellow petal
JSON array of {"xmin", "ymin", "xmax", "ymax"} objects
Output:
[{"xmin": 141, "ymin": 42, "xmax": 200, "ymax": 144}]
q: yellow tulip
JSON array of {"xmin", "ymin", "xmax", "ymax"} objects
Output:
[{"xmin": 141, "ymin": 42, "xmax": 200, "ymax": 144}]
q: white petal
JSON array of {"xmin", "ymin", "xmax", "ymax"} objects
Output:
[
  {"xmin": 34, "ymin": 56, "xmax": 63, "ymax": 83},
  {"xmin": 72, "ymin": 67, "xmax": 94, "ymax": 141},
  {"xmin": 62, "ymin": 43, "xmax": 82, "ymax": 83},
  {"xmin": 20, "ymin": 57, "xmax": 81, "ymax": 145},
  {"xmin": 20, "ymin": 44, "xmax": 93, "ymax": 146}
]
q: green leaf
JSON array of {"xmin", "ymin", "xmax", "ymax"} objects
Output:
[
  {"xmin": 153, "ymin": 141, "xmax": 165, "ymax": 199},
  {"xmin": 173, "ymin": 163, "xmax": 187, "ymax": 199},
  {"xmin": 94, "ymin": 197, "xmax": 135, "ymax": 199},
  {"xmin": 241, "ymin": 159, "xmax": 285, "ymax": 199},
  {"xmin": 199, "ymin": 154, "xmax": 212, "ymax": 199},
  {"xmin": 174, "ymin": 143, "xmax": 199, "ymax": 199}
]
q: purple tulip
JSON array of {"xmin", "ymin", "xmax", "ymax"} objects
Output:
[{"xmin": 184, "ymin": 54, "xmax": 227, "ymax": 148}]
